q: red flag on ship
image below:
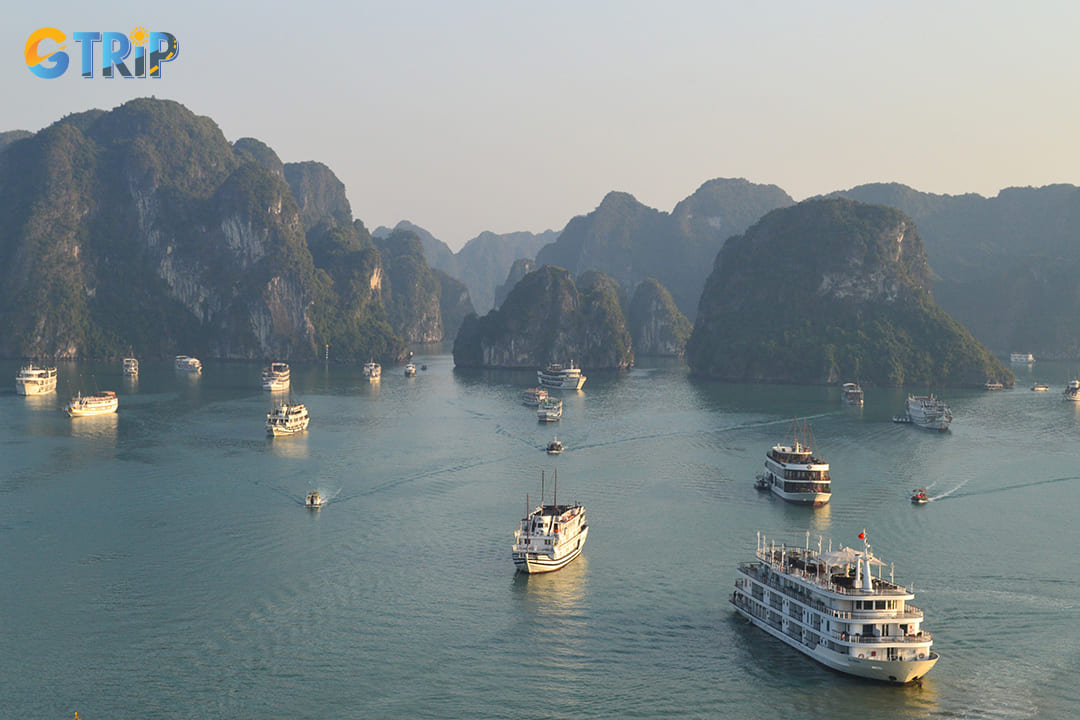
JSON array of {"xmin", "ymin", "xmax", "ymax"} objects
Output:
[{"xmin": 858, "ymin": 531, "xmax": 866, "ymax": 539}]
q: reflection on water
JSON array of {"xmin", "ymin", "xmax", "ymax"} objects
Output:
[
  {"xmin": 511, "ymin": 558, "xmax": 589, "ymax": 677},
  {"xmin": 69, "ymin": 412, "xmax": 118, "ymax": 443},
  {"xmin": 268, "ymin": 432, "xmax": 310, "ymax": 459},
  {"xmin": 21, "ymin": 393, "xmax": 58, "ymax": 412}
]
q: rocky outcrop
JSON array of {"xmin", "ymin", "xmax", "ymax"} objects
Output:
[
  {"xmin": 687, "ymin": 198, "xmax": 1011, "ymax": 387},
  {"xmin": 494, "ymin": 258, "xmax": 535, "ymax": 309},
  {"xmin": 628, "ymin": 278, "xmax": 691, "ymax": 356},
  {"xmin": 435, "ymin": 269, "xmax": 474, "ymax": 341},
  {"xmin": 453, "ymin": 265, "xmax": 632, "ymax": 369}
]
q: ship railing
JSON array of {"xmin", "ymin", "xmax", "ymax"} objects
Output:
[
  {"xmin": 739, "ymin": 562, "xmax": 911, "ymax": 599},
  {"xmin": 830, "ymin": 630, "xmax": 932, "ymax": 645},
  {"xmin": 828, "ymin": 606, "xmax": 923, "ymax": 620}
]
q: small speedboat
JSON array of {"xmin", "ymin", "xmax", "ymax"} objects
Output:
[
  {"xmin": 1032, "ymin": 383, "xmax": 1049, "ymax": 392},
  {"xmin": 404, "ymin": 362, "xmax": 417, "ymax": 377},
  {"xmin": 911, "ymin": 488, "xmax": 929, "ymax": 504},
  {"xmin": 546, "ymin": 436, "xmax": 563, "ymax": 454},
  {"xmin": 306, "ymin": 490, "xmax": 323, "ymax": 509},
  {"xmin": 753, "ymin": 474, "xmax": 770, "ymax": 491}
]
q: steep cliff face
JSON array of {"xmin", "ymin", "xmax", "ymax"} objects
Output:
[
  {"xmin": 687, "ymin": 198, "xmax": 1011, "ymax": 387},
  {"xmin": 0, "ymin": 98, "xmax": 403, "ymax": 361},
  {"xmin": 493, "ymin": 258, "xmax": 535, "ymax": 309},
  {"xmin": 375, "ymin": 230, "xmax": 444, "ymax": 344},
  {"xmin": 435, "ymin": 269, "xmax": 475, "ymax": 341},
  {"xmin": 453, "ymin": 265, "xmax": 631, "ymax": 369},
  {"xmin": 628, "ymin": 278, "xmax": 691, "ymax": 356}
]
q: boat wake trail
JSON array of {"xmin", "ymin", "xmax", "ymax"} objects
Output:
[
  {"xmin": 941, "ymin": 475, "xmax": 1080, "ymax": 500},
  {"xmin": 929, "ymin": 478, "xmax": 969, "ymax": 501}
]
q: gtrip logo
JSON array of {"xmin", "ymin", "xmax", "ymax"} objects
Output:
[{"xmin": 26, "ymin": 27, "xmax": 179, "ymax": 79}]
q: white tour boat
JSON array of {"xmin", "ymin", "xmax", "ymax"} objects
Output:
[
  {"xmin": 537, "ymin": 398, "xmax": 563, "ymax": 422},
  {"xmin": 511, "ymin": 471, "xmax": 588, "ymax": 574},
  {"xmin": 522, "ymin": 387, "xmax": 549, "ymax": 406},
  {"xmin": 731, "ymin": 530, "xmax": 939, "ymax": 685},
  {"xmin": 983, "ymin": 379, "xmax": 1004, "ymax": 391},
  {"xmin": 1064, "ymin": 379, "xmax": 1080, "ymax": 402},
  {"xmin": 404, "ymin": 362, "xmax": 417, "ymax": 377},
  {"xmin": 537, "ymin": 362, "xmax": 586, "ymax": 390},
  {"xmin": 122, "ymin": 358, "xmax": 139, "ymax": 377},
  {"xmin": 760, "ymin": 421, "xmax": 831, "ymax": 506},
  {"xmin": 363, "ymin": 361, "xmax": 381, "ymax": 381},
  {"xmin": 305, "ymin": 490, "xmax": 323, "ymax": 509},
  {"xmin": 16, "ymin": 363, "xmax": 58, "ymax": 395},
  {"xmin": 904, "ymin": 395, "xmax": 952, "ymax": 431},
  {"xmin": 261, "ymin": 362, "xmax": 290, "ymax": 391},
  {"xmin": 841, "ymin": 382, "xmax": 864, "ymax": 406},
  {"xmin": 65, "ymin": 390, "xmax": 118, "ymax": 417},
  {"xmin": 546, "ymin": 436, "xmax": 563, "ymax": 455},
  {"xmin": 175, "ymin": 355, "xmax": 202, "ymax": 373},
  {"xmin": 266, "ymin": 402, "xmax": 310, "ymax": 437},
  {"xmin": 1010, "ymin": 352, "xmax": 1035, "ymax": 364}
]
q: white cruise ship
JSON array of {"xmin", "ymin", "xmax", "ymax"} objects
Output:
[
  {"xmin": 266, "ymin": 402, "xmax": 310, "ymax": 436},
  {"xmin": 122, "ymin": 357, "xmax": 139, "ymax": 377},
  {"xmin": 175, "ymin": 355, "xmax": 202, "ymax": 373},
  {"xmin": 521, "ymin": 387, "xmax": 548, "ymax": 406},
  {"xmin": 1064, "ymin": 379, "xmax": 1080, "ymax": 402},
  {"xmin": 731, "ymin": 531, "xmax": 939, "ymax": 685},
  {"xmin": 1010, "ymin": 352, "xmax": 1035, "ymax": 364},
  {"xmin": 511, "ymin": 472, "xmax": 588, "ymax": 574},
  {"xmin": 363, "ymin": 361, "xmax": 381, "ymax": 381},
  {"xmin": 537, "ymin": 362, "xmax": 586, "ymax": 390},
  {"xmin": 760, "ymin": 422, "xmax": 831, "ymax": 506},
  {"xmin": 537, "ymin": 398, "xmax": 563, "ymax": 422},
  {"xmin": 65, "ymin": 391, "xmax": 118, "ymax": 417},
  {"xmin": 841, "ymin": 382, "xmax": 864, "ymax": 406},
  {"xmin": 904, "ymin": 394, "xmax": 952, "ymax": 431},
  {"xmin": 261, "ymin": 362, "xmax": 290, "ymax": 391},
  {"xmin": 16, "ymin": 363, "xmax": 58, "ymax": 395}
]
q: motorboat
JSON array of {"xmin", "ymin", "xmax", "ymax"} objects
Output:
[
  {"xmin": 546, "ymin": 436, "xmax": 563, "ymax": 454},
  {"xmin": 363, "ymin": 361, "xmax": 381, "ymax": 380},
  {"xmin": 261, "ymin": 362, "xmax": 290, "ymax": 391},
  {"xmin": 16, "ymin": 363, "xmax": 58, "ymax": 395},
  {"xmin": 305, "ymin": 490, "xmax": 323, "ymax": 509},
  {"xmin": 731, "ymin": 530, "xmax": 938, "ymax": 684},
  {"xmin": 1031, "ymin": 383, "xmax": 1049, "ymax": 392},
  {"xmin": 65, "ymin": 390, "xmax": 118, "ymax": 417},
  {"xmin": 512, "ymin": 470, "xmax": 588, "ymax": 574},
  {"xmin": 910, "ymin": 488, "xmax": 930, "ymax": 504}
]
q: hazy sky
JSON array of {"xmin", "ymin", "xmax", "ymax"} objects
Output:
[{"xmin": 5, "ymin": 2, "xmax": 1080, "ymax": 250}]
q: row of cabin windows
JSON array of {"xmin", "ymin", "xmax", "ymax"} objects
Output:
[{"xmin": 854, "ymin": 599, "xmax": 898, "ymax": 610}]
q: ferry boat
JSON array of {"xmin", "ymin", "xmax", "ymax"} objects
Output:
[
  {"xmin": 1064, "ymin": 379, "xmax": 1080, "ymax": 402},
  {"xmin": 537, "ymin": 398, "xmax": 563, "ymax": 422},
  {"xmin": 910, "ymin": 489, "xmax": 929, "ymax": 504},
  {"xmin": 404, "ymin": 362, "xmax": 417, "ymax": 377},
  {"xmin": 363, "ymin": 361, "xmax": 381, "ymax": 381},
  {"xmin": 841, "ymin": 382, "xmax": 864, "ymax": 406},
  {"xmin": 904, "ymin": 395, "xmax": 952, "ymax": 431},
  {"xmin": 261, "ymin": 362, "xmax": 290, "ymax": 391},
  {"xmin": 522, "ymin": 387, "xmax": 549, "ymax": 406},
  {"xmin": 983, "ymin": 379, "xmax": 1004, "ymax": 391},
  {"xmin": 1031, "ymin": 383, "xmax": 1049, "ymax": 392},
  {"xmin": 760, "ymin": 421, "xmax": 831, "ymax": 506},
  {"xmin": 537, "ymin": 362, "xmax": 586, "ymax": 390},
  {"xmin": 305, "ymin": 490, "xmax": 323, "ymax": 509},
  {"xmin": 266, "ymin": 402, "xmax": 310, "ymax": 436},
  {"xmin": 122, "ymin": 358, "xmax": 139, "ymax": 377},
  {"xmin": 546, "ymin": 436, "xmax": 563, "ymax": 455},
  {"xmin": 731, "ymin": 530, "xmax": 939, "ymax": 685},
  {"xmin": 511, "ymin": 471, "xmax": 588, "ymax": 574},
  {"xmin": 15, "ymin": 363, "xmax": 58, "ymax": 395},
  {"xmin": 65, "ymin": 391, "xmax": 118, "ymax": 417},
  {"xmin": 175, "ymin": 355, "xmax": 202, "ymax": 373},
  {"xmin": 1010, "ymin": 352, "xmax": 1035, "ymax": 364}
]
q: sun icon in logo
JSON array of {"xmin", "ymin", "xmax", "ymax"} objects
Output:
[{"xmin": 129, "ymin": 26, "xmax": 149, "ymax": 46}]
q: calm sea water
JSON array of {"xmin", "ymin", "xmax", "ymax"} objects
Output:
[{"xmin": 2, "ymin": 356, "xmax": 1078, "ymax": 719}]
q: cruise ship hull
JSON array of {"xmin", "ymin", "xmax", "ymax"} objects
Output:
[
  {"xmin": 731, "ymin": 599, "xmax": 939, "ymax": 684},
  {"xmin": 16, "ymin": 382, "xmax": 55, "ymax": 396},
  {"xmin": 513, "ymin": 527, "xmax": 588, "ymax": 574}
]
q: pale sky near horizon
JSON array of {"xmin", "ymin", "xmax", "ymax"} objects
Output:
[{"xmin": 4, "ymin": 2, "xmax": 1079, "ymax": 251}]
